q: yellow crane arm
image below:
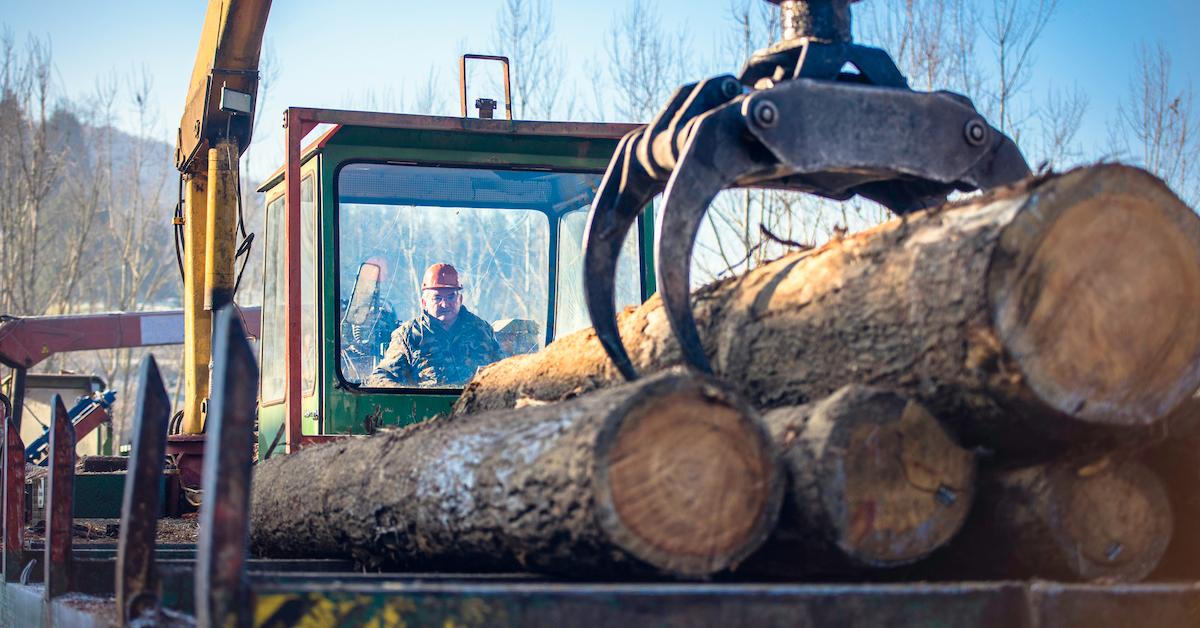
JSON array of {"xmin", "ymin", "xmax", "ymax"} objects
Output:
[
  {"xmin": 176, "ymin": 0, "xmax": 272, "ymax": 174},
  {"xmin": 175, "ymin": 0, "xmax": 272, "ymax": 435}
]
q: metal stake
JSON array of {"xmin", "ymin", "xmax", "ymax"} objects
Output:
[
  {"xmin": 117, "ymin": 355, "xmax": 172, "ymax": 623},
  {"xmin": 44, "ymin": 395, "xmax": 75, "ymax": 600},
  {"xmin": 2, "ymin": 395, "xmax": 24, "ymax": 582},
  {"xmin": 195, "ymin": 306, "xmax": 259, "ymax": 628}
]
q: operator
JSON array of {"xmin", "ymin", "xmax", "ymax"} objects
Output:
[{"xmin": 365, "ymin": 263, "xmax": 504, "ymax": 388}]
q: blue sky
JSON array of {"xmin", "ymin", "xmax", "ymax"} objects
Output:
[{"xmin": 5, "ymin": 0, "xmax": 1199, "ymax": 180}]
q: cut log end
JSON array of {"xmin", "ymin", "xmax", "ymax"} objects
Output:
[
  {"xmin": 937, "ymin": 459, "xmax": 1175, "ymax": 582},
  {"xmin": 991, "ymin": 165, "xmax": 1200, "ymax": 427},
  {"xmin": 1051, "ymin": 460, "xmax": 1173, "ymax": 581},
  {"xmin": 768, "ymin": 387, "xmax": 975, "ymax": 570},
  {"xmin": 594, "ymin": 379, "xmax": 782, "ymax": 576},
  {"xmin": 834, "ymin": 397, "xmax": 975, "ymax": 565}
]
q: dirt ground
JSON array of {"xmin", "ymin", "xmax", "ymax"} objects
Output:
[{"xmin": 25, "ymin": 516, "xmax": 199, "ymax": 545}]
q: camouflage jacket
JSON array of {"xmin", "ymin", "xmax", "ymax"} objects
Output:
[{"xmin": 365, "ymin": 307, "xmax": 504, "ymax": 387}]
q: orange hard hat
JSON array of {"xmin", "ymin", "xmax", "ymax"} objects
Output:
[{"xmin": 421, "ymin": 263, "xmax": 462, "ymax": 290}]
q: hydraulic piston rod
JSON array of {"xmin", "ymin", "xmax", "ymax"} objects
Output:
[{"xmin": 181, "ymin": 174, "xmax": 211, "ymax": 435}]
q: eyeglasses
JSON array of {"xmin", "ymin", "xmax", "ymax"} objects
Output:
[{"xmin": 423, "ymin": 290, "xmax": 462, "ymax": 304}]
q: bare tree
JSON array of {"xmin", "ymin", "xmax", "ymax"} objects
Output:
[
  {"xmin": 604, "ymin": 0, "xmax": 694, "ymax": 122},
  {"xmin": 0, "ymin": 33, "xmax": 101, "ymax": 316},
  {"xmin": 1111, "ymin": 43, "xmax": 1199, "ymax": 205},
  {"xmin": 0, "ymin": 34, "xmax": 55, "ymax": 315},
  {"xmin": 83, "ymin": 68, "xmax": 178, "ymax": 435},
  {"xmin": 722, "ymin": 0, "xmax": 778, "ymax": 68},
  {"xmin": 1033, "ymin": 84, "xmax": 1088, "ymax": 169},
  {"xmin": 45, "ymin": 75, "xmax": 115, "ymax": 315},
  {"xmin": 857, "ymin": 0, "xmax": 979, "ymax": 94},
  {"xmin": 0, "ymin": 35, "xmax": 181, "ymax": 439},
  {"xmin": 979, "ymin": 0, "xmax": 1059, "ymax": 136},
  {"xmin": 492, "ymin": 0, "xmax": 560, "ymax": 119},
  {"xmin": 411, "ymin": 67, "xmax": 445, "ymax": 116}
]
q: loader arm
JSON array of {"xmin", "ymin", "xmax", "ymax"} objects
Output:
[
  {"xmin": 176, "ymin": 0, "xmax": 272, "ymax": 175},
  {"xmin": 175, "ymin": 0, "xmax": 272, "ymax": 434}
]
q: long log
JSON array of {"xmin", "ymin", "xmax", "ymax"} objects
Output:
[
  {"xmin": 249, "ymin": 370, "xmax": 783, "ymax": 578},
  {"xmin": 743, "ymin": 386, "xmax": 975, "ymax": 577},
  {"xmin": 456, "ymin": 165, "xmax": 1200, "ymax": 457},
  {"xmin": 930, "ymin": 458, "xmax": 1172, "ymax": 582}
]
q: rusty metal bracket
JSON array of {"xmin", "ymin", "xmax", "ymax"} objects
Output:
[
  {"xmin": 459, "ymin": 54, "xmax": 512, "ymax": 120},
  {"xmin": 2, "ymin": 395, "xmax": 24, "ymax": 583},
  {"xmin": 195, "ymin": 306, "xmax": 260, "ymax": 628},
  {"xmin": 44, "ymin": 394, "xmax": 75, "ymax": 600},
  {"xmin": 116, "ymin": 355, "xmax": 173, "ymax": 624}
]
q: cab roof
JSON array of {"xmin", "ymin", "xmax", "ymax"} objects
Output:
[{"xmin": 257, "ymin": 110, "xmax": 639, "ymax": 192}]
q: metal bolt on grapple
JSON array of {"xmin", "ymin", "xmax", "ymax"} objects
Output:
[
  {"xmin": 751, "ymin": 99, "xmax": 780, "ymax": 128},
  {"xmin": 965, "ymin": 118, "xmax": 989, "ymax": 146}
]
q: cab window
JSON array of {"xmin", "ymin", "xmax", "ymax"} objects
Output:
[
  {"xmin": 260, "ymin": 194, "xmax": 285, "ymax": 404},
  {"xmin": 337, "ymin": 163, "xmax": 601, "ymax": 389},
  {"xmin": 555, "ymin": 208, "xmax": 641, "ymax": 336}
]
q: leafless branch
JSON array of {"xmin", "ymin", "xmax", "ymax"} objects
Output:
[
  {"xmin": 759, "ymin": 223, "xmax": 813, "ymax": 250},
  {"xmin": 493, "ymin": 0, "xmax": 560, "ymax": 119}
]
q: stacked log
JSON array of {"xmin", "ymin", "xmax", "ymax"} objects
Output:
[
  {"xmin": 916, "ymin": 458, "xmax": 1173, "ymax": 582},
  {"xmin": 250, "ymin": 164, "xmax": 1200, "ymax": 582},
  {"xmin": 746, "ymin": 386, "xmax": 976, "ymax": 577},
  {"xmin": 456, "ymin": 165, "xmax": 1200, "ymax": 460},
  {"xmin": 251, "ymin": 370, "xmax": 783, "ymax": 578}
]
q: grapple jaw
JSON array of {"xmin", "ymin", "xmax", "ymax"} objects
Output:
[{"xmin": 583, "ymin": 0, "xmax": 1030, "ymax": 379}]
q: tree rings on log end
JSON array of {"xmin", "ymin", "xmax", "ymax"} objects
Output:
[
  {"xmin": 945, "ymin": 459, "xmax": 1175, "ymax": 582},
  {"xmin": 1050, "ymin": 460, "xmax": 1172, "ymax": 582},
  {"xmin": 593, "ymin": 372, "xmax": 783, "ymax": 576},
  {"xmin": 989, "ymin": 164, "xmax": 1200, "ymax": 427},
  {"xmin": 772, "ymin": 386, "xmax": 975, "ymax": 569},
  {"xmin": 834, "ymin": 395, "xmax": 974, "ymax": 566}
]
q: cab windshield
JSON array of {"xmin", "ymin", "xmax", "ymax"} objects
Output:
[{"xmin": 337, "ymin": 163, "xmax": 638, "ymax": 390}]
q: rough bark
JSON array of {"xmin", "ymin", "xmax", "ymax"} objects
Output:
[
  {"xmin": 931, "ymin": 459, "xmax": 1172, "ymax": 582},
  {"xmin": 456, "ymin": 165, "xmax": 1200, "ymax": 458},
  {"xmin": 743, "ymin": 386, "xmax": 974, "ymax": 577},
  {"xmin": 249, "ymin": 370, "xmax": 782, "ymax": 578}
]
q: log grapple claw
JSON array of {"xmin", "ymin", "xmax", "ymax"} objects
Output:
[
  {"xmin": 583, "ymin": 0, "xmax": 1032, "ymax": 377},
  {"xmin": 583, "ymin": 75, "xmax": 742, "ymax": 381}
]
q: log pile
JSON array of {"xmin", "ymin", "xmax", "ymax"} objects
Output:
[{"xmin": 251, "ymin": 164, "xmax": 1200, "ymax": 583}]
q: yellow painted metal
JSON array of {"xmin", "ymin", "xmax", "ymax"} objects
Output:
[
  {"xmin": 177, "ymin": 0, "xmax": 272, "ymax": 174},
  {"xmin": 177, "ymin": 0, "xmax": 271, "ymax": 433},
  {"xmin": 253, "ymin": 593, "xmax": 427, "ymax": 627},
  {"xmin": 182, "ymin": 174, "xmax": 212, "ymax": 435},
  {"xmin": 204, "ymin": 138, "xmax": 240, "ymax": 311}
]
